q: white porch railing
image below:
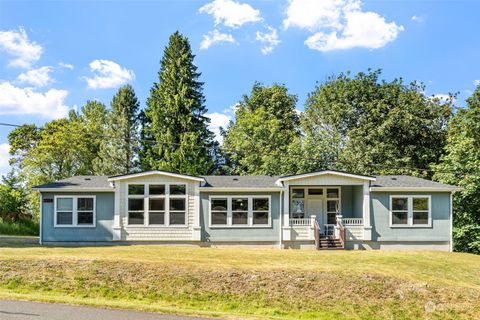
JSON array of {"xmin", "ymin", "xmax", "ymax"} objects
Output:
[
  {"xmin": 342, "ymin": 218, "xmax": 363, "ymax": 226},
  {"xmin": 290, "ymin": 218, "xmax": 313, "ymax": 226}
]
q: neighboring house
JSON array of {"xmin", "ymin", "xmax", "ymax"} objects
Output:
[{"xmin": 32, "ymin": 170, "xmax": 459, "ymax": 250}]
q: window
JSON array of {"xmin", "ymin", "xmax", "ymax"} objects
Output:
[
  {"xmin": 210, "ymin": 196, "xmax": 271, "ymax": 227},
  {"xmin": 126, "ymin": 183, "xmax": 187, "ymax": 226},
  {"xmin": 128, "ymin": 198, "xmax": 144, "ymax": 225},
  {"xmin": 327, "ymin": 188, "xmax": 339, "ymax": 198},
  {"xmin": 391, "ymin": 197, "xmax": 408, "ymax": 225},
  {"xmin": 413, "ymin": 197, "xmax": 429, "ymax": 225},
  {"xmin": 390, "ymin": 196, "xmax": 431, "ymax": 227},
  {"xmin": 54, "ymin": 196, "xmax": 95, "ymax": 227},
  {"xmin": 291, "ymin": 188, "xmax": 305, "ymax": 218},
  {"xmin": 149, "ymin": 184, "xmax": 165, "ymax": 195},
  {"xmin": 253, "ymin": 198, "xmax": 269, "ymax": 225},
  {"xmin": 128, "ymin": 184, "xmax": 144, "ymax": 195},
  {"xmin": 149, "ymin": 198, "xmax": 165, "ymax": 225},
  {"xmin": 77, "ymin": 197, "xmax": 94, "ymax": 225},
  {"xmin": 308, "ymin": 188, "xmax": 323, "ymax": 195},
  {"xmin": 326, "ymin": 188, "xmax": 340, "ymax": 225},
  {"xmin": 169, "ymin": 198, "xmax": 186, "ymax": 225},
  {"xmin": 211, "ymin": 198, "xmax": 228, "ymax": 225}
]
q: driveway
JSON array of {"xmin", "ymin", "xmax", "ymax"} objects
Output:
[{"xmin": 0, "ymin": 300, "xmax": 216, "ymax": 320}]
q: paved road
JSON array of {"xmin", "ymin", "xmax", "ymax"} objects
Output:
[{"xmin": 0, "ymin": 300, "xmax": 216, "ymax": 320}]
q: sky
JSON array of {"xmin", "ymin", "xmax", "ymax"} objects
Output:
[{"xmin": 0, "ymin": 0, "xmax": 479, "ymax": 177}]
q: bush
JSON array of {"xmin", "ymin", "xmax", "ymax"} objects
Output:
[{"xmin": 0, "ymin": 218, "xmax": 39, "ymax": 236}]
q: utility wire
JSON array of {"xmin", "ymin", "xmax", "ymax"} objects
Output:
[{"xmin": 0, "ymin": 121, "xmax": 454, "ymax": 174}]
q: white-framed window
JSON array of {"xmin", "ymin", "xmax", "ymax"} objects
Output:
[
  {"xmin": 326, "ymin": 188, "xmax": 340, "ymax": 225},
  {"xmin": 54, "ymin": 195, "xmax": 96, "ymax": 227},
  {"xmin": 209, "ymin": 195, "xmax": 271, "ymax": 228},
  {"xmin": 390, "ymin": 195, "xmax": 431, "ymax": 227},
  {"xmin": 126, "ymin": 183, "xmax": 187, "ymax": 227},
  {"xmin": 290, "ymin": 188, "xmax": 305, "ymax": 219}
]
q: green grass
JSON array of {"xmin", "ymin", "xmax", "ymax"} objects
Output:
[
  {"xmin": 0, "ymin": 244, "xmax": 479, "ymax": 319},
  {"xmin": 0, "ymin": 218, "xmax": 39, "ymax": 236}
]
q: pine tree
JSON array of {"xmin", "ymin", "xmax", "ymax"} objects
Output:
[
  {"xmin": 94, "ymin": 85, "xmax": 140, "ymax": 175},
  {"xmin": 141, "ymin": 31, "xmax": 217, "ymax": 175}
]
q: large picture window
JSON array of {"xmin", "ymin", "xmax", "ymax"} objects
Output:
[
  {"xmin": 390, "ymin": 196, "xmax": 431, "ymax": 227},
  {"xmin": 54, "ymin": 196, "xmax": 95, "ymax": 227},
  {"xmin": 210, "ymin": 196, "xmax": 271, "ymax": 227},
  {"xmin": 126, "ymin": 183, "xmax": 187, "ymax": 226}
]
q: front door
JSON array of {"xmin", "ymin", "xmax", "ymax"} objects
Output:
[{"xmin": 307, "ymin": 199, "xmax": 323, "ymax": 226}]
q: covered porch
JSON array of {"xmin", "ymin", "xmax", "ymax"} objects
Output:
[{"xmin": 276, "ymin": 171, "xmax": 375, "ymax": 247}]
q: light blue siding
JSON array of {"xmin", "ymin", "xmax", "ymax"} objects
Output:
[
  {"xmin": 200, "ymin": 192, "xmax": 281, "ymax": 242},
  {"xmin": 41, "ymin": 192, "xmax": 114, "ymax": 242},
  {"xmin": 340, "ymin": 186, "xmax": 363, "ymax": 218},
  {"xmin": 370, "ymin": 192, "xmax": 451, "ymax": 242}
]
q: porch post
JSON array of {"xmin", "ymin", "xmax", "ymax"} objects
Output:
[
  {"xmin": 362, "ymin": 181, "xmax": 372, "ymax": 240},
  {"xmin": 282, "ymin": 182, "xmax": 291, "ymax": 241},
  {"xmin": 112, "ymin": 182, "xmax": 122, "ymax": 241}
]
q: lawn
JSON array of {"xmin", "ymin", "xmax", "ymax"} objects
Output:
[{"xmin": 0, "ymin": 244, "xmax": 479, "ymax": 319}]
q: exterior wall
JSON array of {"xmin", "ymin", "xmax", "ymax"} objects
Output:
[
  {"xmin": 370, "ymin": 191, "xmax": 451, "ymax": 242},
  {"xmin": 200, "ymin": 192, "xmax": 281, "ymax": 242},
  {"xmin": 41, "ymin": 192, "xmax": 114, "ymax": 242},
  {"xmin": 352, "ymin": 185, "xmax": 364, "ymax": 218},
  {"xmin": 345, "ymin": 241, "xmax": 450, "ymax": 251},
  {"xmin": 116, "ymin": 175, "xmax": 200, "ymax": 241}
]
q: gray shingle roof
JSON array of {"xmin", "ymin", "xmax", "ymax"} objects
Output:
[
  {"xmin": 373, "ymin": 175, "xmax": 457, "ymax": 189},
  {"xmin": 201, "ymin": 175, "xmax": 280, "ymax": 188},
  {"xmin": 32, "ymin": 173, "xmax": 458, "ymax": 191},
  {"xmin": 32, "ymin": 176, "xmax": 112, "ymax": 190}
]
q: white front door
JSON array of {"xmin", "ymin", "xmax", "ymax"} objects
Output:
[{"xmin": 307, "ymin": 199, "xmax": 323, "ymax": 225}]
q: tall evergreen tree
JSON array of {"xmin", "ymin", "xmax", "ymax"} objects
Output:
[
  {"xmin": 94, "ymin": 85, "xmax": 140, "ymax": 175},
  {"xmin": 141, "ymin": 31, "xmax": 217, "ymax": 175}
]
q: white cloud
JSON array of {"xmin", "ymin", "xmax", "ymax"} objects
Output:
[
  {"xmin": 199, "ymin": 0, "xmax": 262, "ymax": 28},
  {"xmin": 0, "ymin": 81, "xmax": 69, "ymax": 118},
  {"xmin": 474, "ymin": 80, "xmax": 480, "ymax": 86},
  {"xmin": 206, "ymin": 112, "xmax": 232, "ymax": 143},
  {"xmin": 283, "ymin": 0, "xmax": 403, "ymax": 52},
  {"xmin": 0, "ymin": 27, "xmax": 43, "ymax": 68},
  {"xmin": 430, "ymin": 93, "xmax": 455, "ymax": 104},
  {"xmin": 200, "ymin": 30, "xmax": 236, "ymax": 50},
  {"xmin": 16, "ymin": 66, "xmax": 53, "ymax": 87},
  {"xmin": 84, "ymin": 59, "xmax": 134, "ymax": 89},
  {"xmin": 256, "ymin": 26, "xmax": 280, "ymax": 55},
  {"xmin": 58, "ymin": 62, "xmax": 74, "ymax": 70},
  {"xmin": 411, "ymin": 15, "xmax": 425, "ymax": 23},
  {"xmin": 0, "ymin": 143, "xmax": 10, "ymax": 178}
]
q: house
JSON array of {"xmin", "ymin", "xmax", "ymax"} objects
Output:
[{"xmin": 32, "ymin": 170, "xmax": 459, "ymax": 250}]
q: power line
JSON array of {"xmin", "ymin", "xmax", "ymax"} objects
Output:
[{"xmin": 0, "ymin": 121, "xmax": 452, "ymax": 174}]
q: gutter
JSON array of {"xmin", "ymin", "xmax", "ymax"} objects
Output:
[
  {"xmin": 199, "ymin": 187, "xmax": 283, "ymax": 192},
  {"xmin": 369, "ymin": 187, "xmax": 461, "ymax": 192}
]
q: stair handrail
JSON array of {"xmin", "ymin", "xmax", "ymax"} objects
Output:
[
  {"xmin": 314, "ymin": 220, "xmax": 320, "ymax": 249},
  {"xmin": 336, "ymin": 217, "xmax": 346, "ymax": 248}
]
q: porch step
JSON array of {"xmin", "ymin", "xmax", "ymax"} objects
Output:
[{"xmin": 317, "ymin": 236, "xmax": 344, "ymax": 250}]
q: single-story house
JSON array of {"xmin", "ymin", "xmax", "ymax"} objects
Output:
[{"xmin": 32, "ymin": 170, "xmax": 459, "ymax": 250}]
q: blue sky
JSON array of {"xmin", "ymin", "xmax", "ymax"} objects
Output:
[{"xmin": 0, "ymin": 0, "xmax": 479, "ymax": 177}]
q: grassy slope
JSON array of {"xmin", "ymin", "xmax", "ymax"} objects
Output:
[{"xmin": 0, "ymin": 245, "xmax": 479, "ymax": 319}]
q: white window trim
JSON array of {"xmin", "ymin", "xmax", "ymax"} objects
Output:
[
  {"xmin": 126, "ymin": 183, "xmax": 188, "ymax": 228},
  {"xmin": 389, "ymin": 195, "xmax": 432, "ymax": 228},
  {"xmin": 54, "ymin": 195, "xmax": 96, "ymax": 228},
  {"xmin": 208, "ymin": 195, "xmax": 272, "ymax": 228},
  {"xmin": 289, "ymin": 186, "xmax": 342, "ymax": 221}
]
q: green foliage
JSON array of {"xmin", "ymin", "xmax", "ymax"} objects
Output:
[
  {"xmin": 141, "ymin": 31, "xmax": 218, "ymax": 175},
  {"xmin": 304, "ymin": 69, "xmax": 453, "ymax": 177},
  {"xmin": 0, "ymin": 218, "xmax": 39, "ymax": 236},
  {"xmin": 434, "ymin": 86, "xmax": 480, "ymax": 254},
  {"xmin": 223, "ymin": 82, "xmax": 300, "ymax": 175},
  {"xmin": 94, "ymin": 85, "xmax": 140, "ymax": 175},
  {"xmin": 0, "ymin": 171, "xmax": 28, "ymax": 221}
]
